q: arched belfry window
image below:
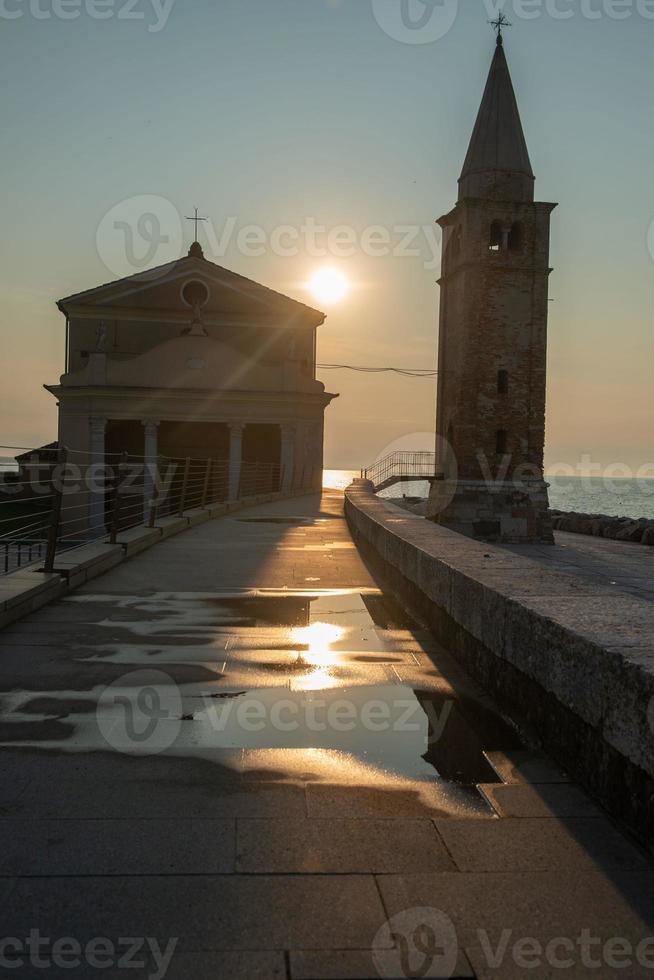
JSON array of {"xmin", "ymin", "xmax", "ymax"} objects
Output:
[
  {"xmin": 497, "ymin": 370, "xmax": 509, "ymax": 395},
  {"xmin": 489, "ymin": 221, "xmax": 503, "ymax": 252},
  {"xmin": 508, "ymin": 222, "xmax": 524, "ymax": 252}
]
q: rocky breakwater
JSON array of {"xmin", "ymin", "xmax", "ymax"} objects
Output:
[{"xmin": 551, "ymin": 511, "xmax": 654, "ymax": 545}]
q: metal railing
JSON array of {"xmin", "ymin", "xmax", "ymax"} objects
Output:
[
  {"xmin": 1, "ymin": 539, "xmax": 47, "ymax": 575},
  {"xmin": 0, "ymin": 443, "xmax": 306, "ymax": 578},
  {"xmin": 361, "ymin": 451, "xmax": 436, "ymax": 493}
]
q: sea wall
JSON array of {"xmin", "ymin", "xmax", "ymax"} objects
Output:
[{"xmin": 345, "ymin": 479, "xmax": 654, "ymax": 845}]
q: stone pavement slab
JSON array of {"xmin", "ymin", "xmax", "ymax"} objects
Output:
[
  {"xmin": 236, "ymin": 816, "xmax": 455, "ymax": 873},
  {"xmin": 0, "ymin": 818, "xmax": 236, "ymax": 875},
  {"xmin": 434, "ymin": 816, "xmax": 651, "ymax": 873},
  {"xmin": 465, "ymin": 943, "xmax": 654, "ymax": 980},
  {"xmin": 4, "ymin": 874, "xmax": 388, "ymax": 951},
  {"xmin": 7, "ymin": 771, "xmax": 308, "ymax": 821},
  {"xmin": 377, "ymin": 870, "xmax": 654, "ymax": 950},
  {"xmin": 164, "ymin": 950, "xmax": 287, "ymax": 979},
  {"xmin": 289, "ymin": 948, "xmax": 475, "ymax": 979},
  {"xmin": 479, "ymin": 781, "xmax": 602, "ymax": 818}
]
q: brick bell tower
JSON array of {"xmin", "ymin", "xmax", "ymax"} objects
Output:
[{"xmin": 427, "ymin": 32, "xmax": 556, "ymax": 543}]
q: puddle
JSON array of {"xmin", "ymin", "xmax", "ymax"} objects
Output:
[
  {"xmin": 63, "ymin": 592, "xmax": 417, "ymax": 645},
  {"xmin": 165, "ymin": 683, "xmax": 506, "ymax": 784},
  {"xmin": 1, "ymin": 589, "xmax": 521, "ymax": 811},
  {"xmin": 2, "ymin": 680, "xmax": 508, "ymax": 787}
]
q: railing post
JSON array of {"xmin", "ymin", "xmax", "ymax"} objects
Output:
[
  {"xmin": 109, "ymin": 452, "xmax": 128, "ymax": 544},
  {"xmin": 201, "ymin": 458, "xmax": 212, "ymax": 507},
  {"xmin": 178, "ymin": 457, "xmax": 191, "ymax": 516},
  {"xmin": 147, "ymin": 463, "xmax": 160, "ymax": 529},
  {"xmin": 43, "ymin": 447, "xmax": 67, "ymax": 575}
]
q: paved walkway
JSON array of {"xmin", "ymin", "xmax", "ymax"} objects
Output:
[
  {"xmin": 503, "ymin": 530, "xmax": 654, "ymax": 603},
  {"xmin": 1, "ymin": 491, "xmax": 654, "ymax": 978}
]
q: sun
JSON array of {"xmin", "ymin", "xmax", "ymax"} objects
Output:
[{"xmin": 308, "ymin": 267, "xmax": 349, "ymax": 305}]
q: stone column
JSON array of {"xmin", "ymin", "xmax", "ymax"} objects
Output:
[
  {"xmin": 280, "ymin": 424, "xmax": 295, "ymax": 493},
  {"xmin": 142, "ymin": 420, "xmax": 160, "ymax": 522},
  {"xmin": 228, "ymin": 423, "xmax": 244, "ymax": 501},
  {"xmin": 313, "ymin": 421, "xmax": 325, "ymax": 490},
  {"xmin": 89, "ymin": 416, "xmax": 107, "ymax": 535}
]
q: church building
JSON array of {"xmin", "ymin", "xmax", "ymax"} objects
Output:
[
  {"xmin": 46, "ymin": 242, "xmax": 337, "ymax": 526},
  {"xmin": 427, "ymin": 31, "xmax": 555, "ymax": 544}
]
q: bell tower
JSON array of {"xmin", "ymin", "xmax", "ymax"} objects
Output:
[{"xmin": 427, "ymin": 33, "xmax": 556, "ymax": 543}]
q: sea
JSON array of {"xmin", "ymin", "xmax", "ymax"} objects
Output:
[{"xmin": 323, "ymin": 470, "xmax": 654, "ymax": 521}]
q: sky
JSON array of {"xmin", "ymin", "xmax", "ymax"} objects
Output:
[{"xmin": 1, "ymin": 0, "xmax": 653, "ymax": 474}]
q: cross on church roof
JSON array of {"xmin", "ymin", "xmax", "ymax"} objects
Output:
[
  {"xmin": 489, "ymin": 11, "xmax": 512, "ymax": 44},
  {"xmin": 185, "ymin": 207, "xmax": 208, "ymax": 242}
]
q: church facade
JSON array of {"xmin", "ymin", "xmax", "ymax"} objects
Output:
[
  {"xmin": 46, "ymin": 243, "xmax": 337, "ymax": 527},
  {"xmin": 427, "ymin": 35, "xmax": 555, "ymax": 544}
]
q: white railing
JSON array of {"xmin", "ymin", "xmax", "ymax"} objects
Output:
[{"xmin": 361, "ymin": 451, "xmax": 436, "ymax": 492}]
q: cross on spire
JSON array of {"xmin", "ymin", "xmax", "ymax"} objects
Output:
[
  {"xmin": 489, "ymin": 11, "xmax": 512, "ymax": 44},
  {"xmin": 185, "ymin": 207, "xmax": 208, "ymax": 242}
]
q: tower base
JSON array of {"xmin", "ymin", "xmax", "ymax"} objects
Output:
[{"xmin": 426, "ymin": 479, "xmax": 554, "ymax": 544}]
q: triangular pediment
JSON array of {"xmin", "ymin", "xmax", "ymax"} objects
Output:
[{"xmin": 57, "ymin": 253, "xmax": 325, "ymax": 327}]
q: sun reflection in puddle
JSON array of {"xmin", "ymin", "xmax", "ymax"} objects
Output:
[
  {"xmin": 291, "ymin": 622, "xmax": 344, "ymax": 667},
  {"xmin": 290, "ymin": 621, "xmax": 344, "ymax": 691}
]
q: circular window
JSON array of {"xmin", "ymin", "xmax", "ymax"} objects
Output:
[{"xmin": 181, "ymin": 279, "xmax": 210, "ymax": 309}]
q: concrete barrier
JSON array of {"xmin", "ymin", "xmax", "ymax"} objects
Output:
[
  {"xmin": 345, "ymin": 479, "xmax": 654, "ymax": 845},
  {"xmin": 0, "ymin": 488, "xmax": 314, "ymax": 632},
  {"xmin": 0, "ymin": 569, "xmax": 67, "ymax": 627}
]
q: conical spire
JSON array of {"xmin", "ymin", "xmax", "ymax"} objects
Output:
[{"xmin": 459, "ymin": 39, "xmax": 534, "ymax": 201}]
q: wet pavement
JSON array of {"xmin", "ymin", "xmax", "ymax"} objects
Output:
[{"xmin": 1, "ymin": 490, "xmax": 654, "ymax": 978}]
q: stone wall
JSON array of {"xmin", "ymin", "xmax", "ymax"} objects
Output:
[
  {"xmin": 428, "ymin": 478, "xmax": 553, "ymax": 544},
  {"xmin": 345, "ymin": 479, "xmax": 654, "ymax": 847}
]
